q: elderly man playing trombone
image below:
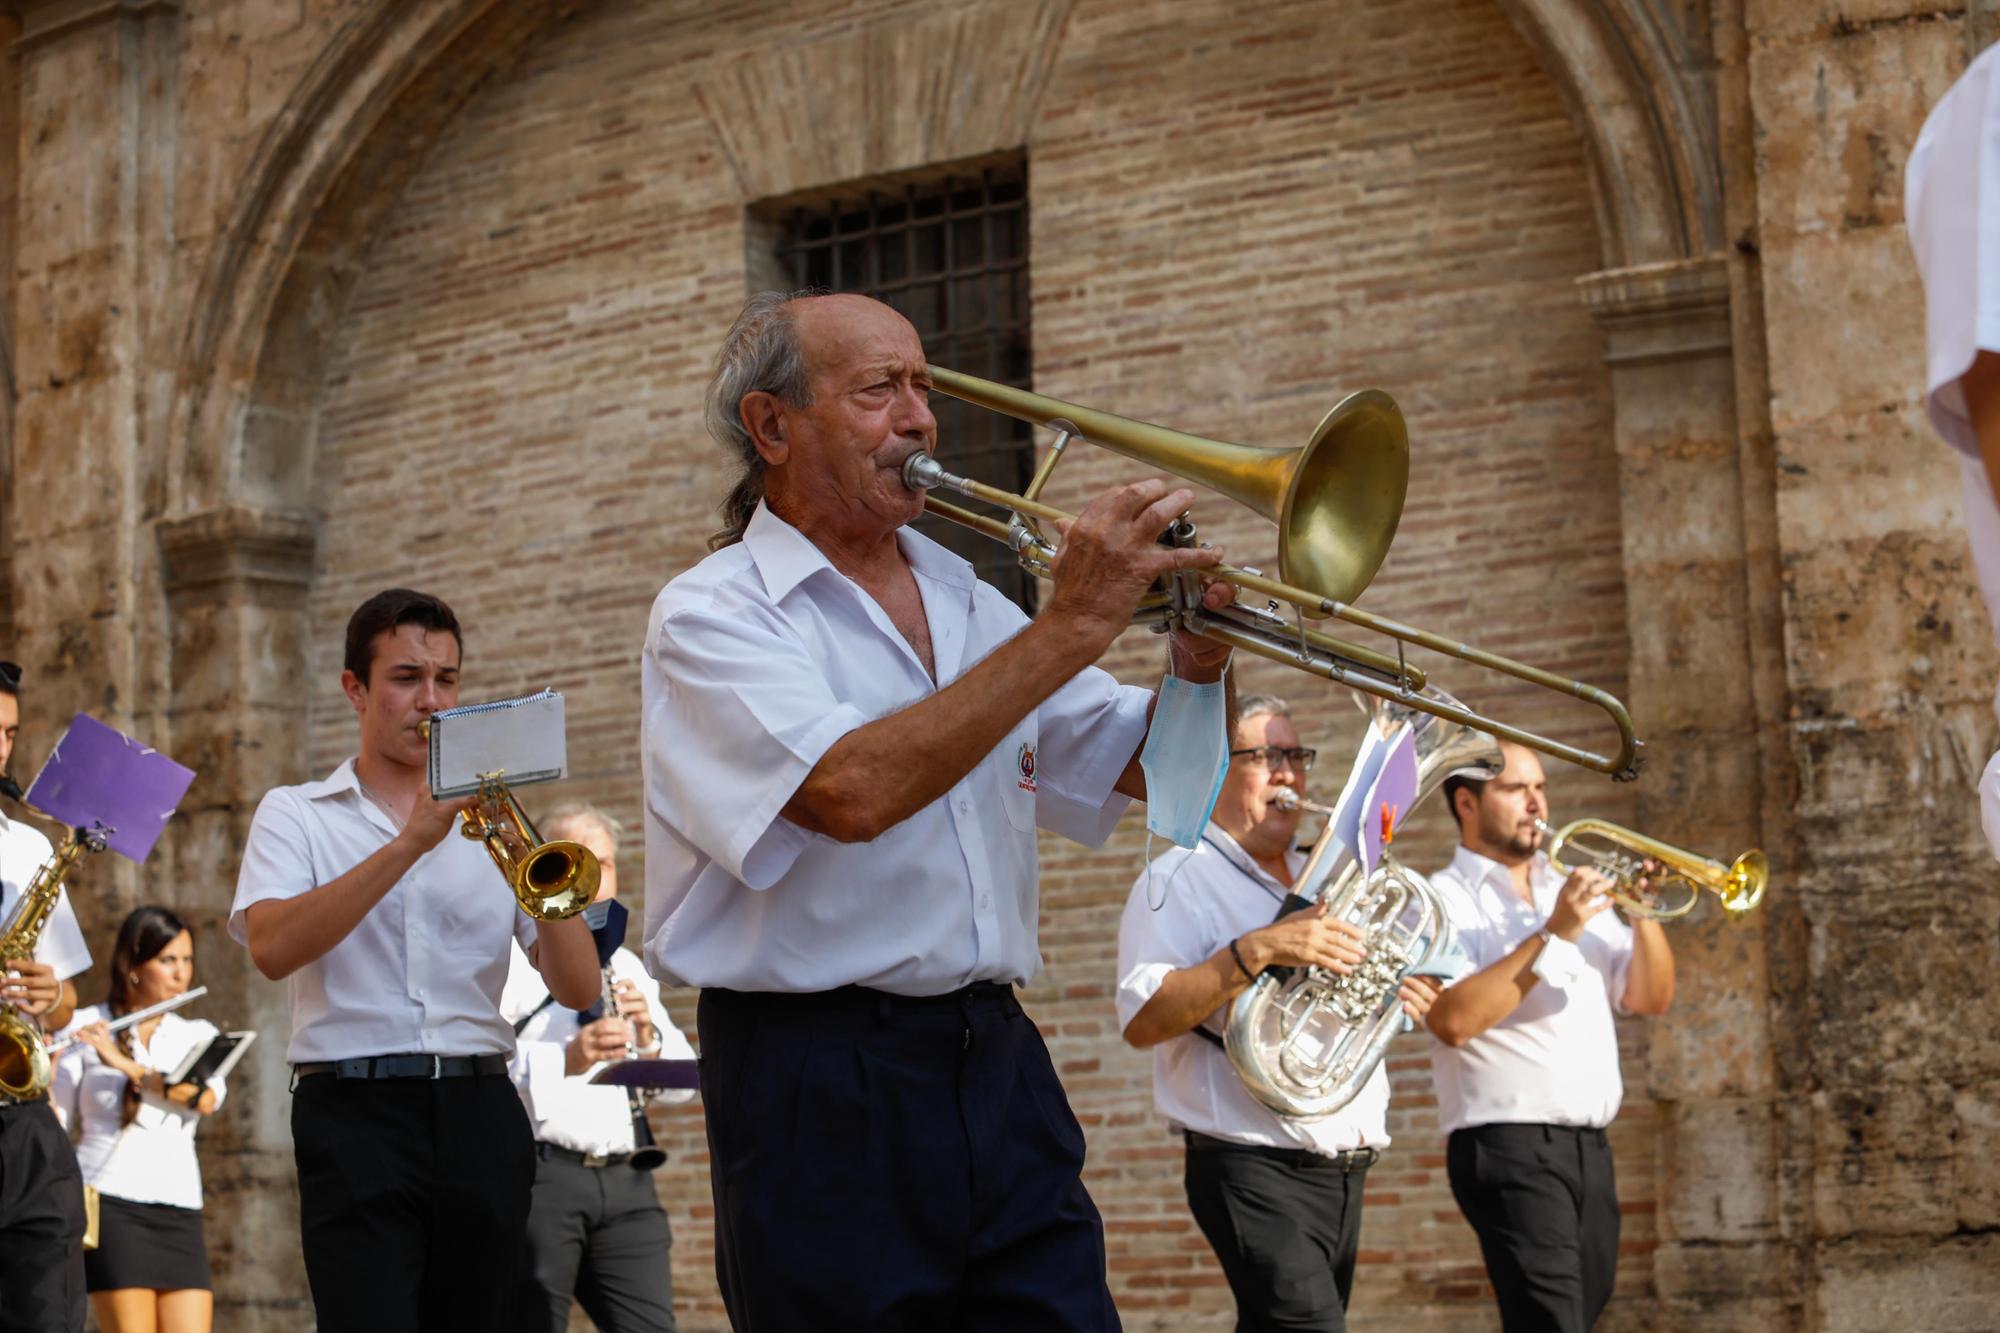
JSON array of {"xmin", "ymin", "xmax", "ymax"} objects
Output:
[{"xmin": 642, "ymin": 289, "xmax": 1239, "ymax": 1331}]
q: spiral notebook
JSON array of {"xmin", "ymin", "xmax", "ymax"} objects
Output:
[{"xmin": 167, "ymin": 1030, "xmax": 257, "ymax": 1087}]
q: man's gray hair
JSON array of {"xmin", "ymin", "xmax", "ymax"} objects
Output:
[
  {"xmin": 705, "ymin": 289, "xmax": 827, "ymax": 550},
  {"xmin": 542, "ymin": 800, "xmax": 625, "ymax": 853},
  {"xmin": 1237, "ymin": 694, "xmax": 1291, "ymax": 727}
]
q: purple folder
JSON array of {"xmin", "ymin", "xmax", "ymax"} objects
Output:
[
  {"xmin": 588, "ymin": 1059, "xmax": 702, "ymax": 1091},
  {"xmin": 23, "ymin": 714, "xmax": 196, "ymax": 864}
]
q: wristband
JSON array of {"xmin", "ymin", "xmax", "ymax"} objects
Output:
[{"xmin": 1228, "ymin": 937, "xmax": 1255, "ymax": 982}]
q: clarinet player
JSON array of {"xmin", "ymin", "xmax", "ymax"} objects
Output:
[{"xmin": 503, "ymin": 802, "xmax": 694, "ymax": 1333}]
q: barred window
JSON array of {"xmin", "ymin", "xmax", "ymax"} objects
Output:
[{"xmin": 765, "ymin": 158, "xmax": 1035, "ymax": 610}]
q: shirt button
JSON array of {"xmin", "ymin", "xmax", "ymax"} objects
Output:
[
  {"xmin": 979, "ymin": 894, "xmax": 991, "ymax": 911},
  {"xmin": 958, "ymin": 799, "xmax": 969, "ymax": 813}
]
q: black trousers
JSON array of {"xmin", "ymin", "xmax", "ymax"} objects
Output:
[
  {"xmin": 517, "ymin": 1149, "xmax": 675, "ymax": 1333},
  {"xmin": 0, "ymin": 1098, "xmax": 86, "ymax": 1333},
  {"xmin": 291, "ymin": 1071, "xmax": 535, "ymax": 1333},
  {"xmin": 1182, "ymin": 1138, "xmax": 1370, "ymax": 1333},
  {"xmin": 1447, "ymin": 1123, "xmax": 1620, "ymax": 1333},
  {"xmin": 697, "ymin": 984, "xmax": 1119, "ymax": 1333}
]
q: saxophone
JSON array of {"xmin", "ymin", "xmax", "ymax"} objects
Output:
[{"xmin": 0, "ymin": 790, "xmax": 105, "ymax": 1100}]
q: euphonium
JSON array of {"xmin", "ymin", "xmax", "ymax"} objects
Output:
[
  {"xmin": 1537, "ymin": 818, "xmax": 1767, "ymax": 920},
  {"xmin": 461, "ymin": 778, "xmax": 597, "ymax": 922},
  {"xmin": 1223, "ymin": 688, "xmax": 1498, "ymax": 1117},
  {"xmin": 0, "ymin": 822, "xmax": 108, "ymax": 1099}
]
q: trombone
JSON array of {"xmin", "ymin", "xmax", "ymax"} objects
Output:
[
  {"xmin": 1536, "ymin": 817, "xmax": 1767, "ymax": 920},
  {"xmin": 906, "ymin": 367, "xmax": 1642, "ymax": 779}
]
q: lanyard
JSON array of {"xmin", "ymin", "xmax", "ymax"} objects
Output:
[{"xmin": 1199, "ymin": 835, "xmax": 1288, "ymax": 906}]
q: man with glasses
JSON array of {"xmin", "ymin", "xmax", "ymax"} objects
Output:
[
  {"xmin": 1116, "ymin": 693, "xmax": 1441, "ymax": 1331},
  {"xmin": 0, "ymin": 660, "xmax": 94, "ymax": 1333}
]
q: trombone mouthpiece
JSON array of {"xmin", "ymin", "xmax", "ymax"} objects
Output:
[{"xmin": 902, "ymin": 453, "xmax": 947, "ymax": 491}]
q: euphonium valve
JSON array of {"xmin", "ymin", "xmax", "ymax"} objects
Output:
[{"xmin": 1536, "ymin": 818, "xmax": 1767, "ymax": 921}]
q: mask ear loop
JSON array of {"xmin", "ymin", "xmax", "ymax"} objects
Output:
[{"xmin": 1146, "ymin": 655, "xmax": 1233, "ymax": 912}]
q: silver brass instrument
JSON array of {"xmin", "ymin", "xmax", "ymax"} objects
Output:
[
  {"xmin": 1223, "ymin": 689, "xmax": 1497, "ymax": 1117},
  {"xmin": 903, "ymin": 366, "xmax": 1642, "ymax": 779},
  {"xmin": 1537, "ymin": 818, "xmax": 1768, "ymax": 920},
  {"xmin": 0, "ymin": 820, "xmax": 109, "ymax": 1100}
]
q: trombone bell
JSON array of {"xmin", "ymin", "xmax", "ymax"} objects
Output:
[{"xmin": 927, "ymin": 367, "xmax": 1407, "ymax": 606}]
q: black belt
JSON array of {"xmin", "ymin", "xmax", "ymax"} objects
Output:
[
  {"xmin": 537, "ymin": 1141, "xmax": 633, "ymax": 1169},
  {"xmin": 1184, "ymin": 1130, "xmax": 1380, "ymax": 1173},
  {"xmin": 704, "ymin": 981, "xmax": 1019, "ymax": 1018},
  {"xmin": 293, "ymin": 1054, "xmax": 509, "ymax": 1081}
]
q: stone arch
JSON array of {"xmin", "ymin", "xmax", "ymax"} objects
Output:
[
  {"xmin": 165, "ymin": 0, "xmax": 592, "ymax": 523},
  {"xmin": 1498, "ymin": 0, "xmax": 1727, "ymax": 267}
]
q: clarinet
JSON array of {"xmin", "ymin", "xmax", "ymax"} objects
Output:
[{"xmin": 602, "ymin": 965, "xmax": 666, "ymax": 1171}]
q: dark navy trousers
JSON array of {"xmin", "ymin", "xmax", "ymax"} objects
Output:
[{"xmin": 697, "ymin": 982, "xmax": 1120, "ymax": 1333}]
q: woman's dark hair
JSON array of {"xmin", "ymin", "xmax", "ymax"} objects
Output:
[
  {"xmin": 109, "ymin": 905, "xmax": 192, "ymax": 1127},
  {"xmin": 342, "ymin": 588, "xmax": 462, "ymax": 683}
]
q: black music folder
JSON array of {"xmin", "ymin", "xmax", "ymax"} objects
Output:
[{"xmin": 167, "ymin": 1030, "xmax": 257, "ymax": 1087}]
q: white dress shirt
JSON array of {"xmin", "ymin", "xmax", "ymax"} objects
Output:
[
  {"xmin": 1907, "ymin": 43, "xmax": 2000, "ymax": 857},
  {"xmin": 1115, "ymin": 824, "xmax": 1391, "ymax": 1154},
  {"xmin": 50, "ymin": 1005, "xmax": 227, "ymax": 1209},
  {"xmin": 641, "ymin": 502, "xmax": 1152, "ymax": 996},
  {"xmin": 1426, "ymin": 846, "xmax": 1633, "ymax": 1135},
  {"xmin": 229, "ymin": 758, "xmax": 539, "ymax": 1064},
  {"xmin": 499, "ymin": 941, "xmax": 695, "ymax": 1157},
  {"xmin": 0, "ymin": 807, "xmax": 92, "ymax": 983}
]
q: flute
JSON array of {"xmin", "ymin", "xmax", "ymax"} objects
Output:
[{"xmin": 45, "ymin": 986, "xmax": 207, "ymax": 1054}]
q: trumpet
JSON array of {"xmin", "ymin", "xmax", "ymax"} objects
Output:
[
  {"xmin": 904, "ymin": 366, "xmax": 1642, "ymax": 780},
  {"xmin": 1536, "ymin": 818, "xmax": 1768, "ymax": 920},
  {"xmin": 462, "ymin": 780, "xmax": 597, "ymax": 922},
  {"xmin": 417, "ymin": 719, "xmax": 597, "ymax": 921}
]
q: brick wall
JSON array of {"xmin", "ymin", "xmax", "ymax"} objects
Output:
[{"xmin": 302, "ymin": 0, "xmax": 1643, "ymax": 1327}]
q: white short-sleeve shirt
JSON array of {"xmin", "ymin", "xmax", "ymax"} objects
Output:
[
  {"xmin": 50, "ymin": 1004, "xmax": 227, "ymax": 1209},
  {"xmin": 1115, "ymin": 825, "xmax": 1390, "ymax": 1153},
  {"xmin": 1907, "ymin": 44, "xmax": 2000, "ymax": 843},
  {"xmin": 641, "ymin": 503, "xmax": 1152, "ymax": 996},
  {"xmin": 1425, "ymin": 846, "xmax": 1633, "ymax": 1135},
  {"xmin": 0, "ymin": 808, "xmax": 92, "ymax": 982},
  {"xmin": 499, "ymin": 941, "xmax": 696, "ymax": 1157},
  {"xmin": 228, "ymin": 758, "xmax": 538, "ymax": 1064}
]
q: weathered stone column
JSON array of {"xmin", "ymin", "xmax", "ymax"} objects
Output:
[
  {"xmin": 6, "ymin": 0, "xmax": 183, "ymax": 916},
  {"xmin": 156, "ymin": 504, "xmax": 316, "ymax": 1330},
  {"xmin": 1579, "ymin": 255, "xmax": 1789, "ymax": 1329}
]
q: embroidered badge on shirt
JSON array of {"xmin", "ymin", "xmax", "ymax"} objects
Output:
[{"xmin": 1016, "ymin": 741, "xmax": 1038, "ymax": 792}]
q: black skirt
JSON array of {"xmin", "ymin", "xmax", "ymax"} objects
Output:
[{"xmin": 84, "ymin": 1193, "xmax": 213, "ymax": 1293}]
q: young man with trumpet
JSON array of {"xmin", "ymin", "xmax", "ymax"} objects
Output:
[
  {"xmin": 1116, "ymin": 693, "xmax": 1441, "ymax": 1332},
  {"xmin": 501, "ymin": 801, "xmax": 694, "ymax": 1333},
  {"xmin": 1424, "ymin": 741, "xmax": 1675, "ymax": 1333},
  {"xmin": 230, "ymin": 589, "xmax": 600, "ymax": 1333},
  {"xmin": 645, "ymin": 290, "xmax": 1235, "ymax": 1331},
  {"xmin": 0, "ymin": 659, "xmax": 94, "ymax": 1333}
]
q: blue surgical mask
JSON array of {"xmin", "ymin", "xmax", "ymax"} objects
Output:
[{"xmin": 1139, "ymin": 672, "xmax": 1230, "ymax": 849}]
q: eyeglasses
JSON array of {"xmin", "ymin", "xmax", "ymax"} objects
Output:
[
  {"xmin": 1229, "ymin": 745, "xmax": 1317, "ymax": 773},
  {"xmin": 0, "ymin": 661, "xmax": 18, "ymax": 690}
]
